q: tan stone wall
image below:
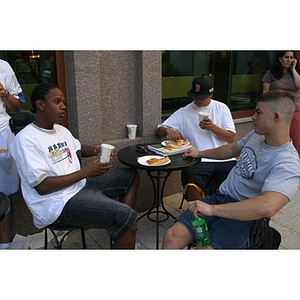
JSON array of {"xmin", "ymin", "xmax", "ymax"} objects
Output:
[{"xmin": 64, "ymin": 51, "xmax": 163, "ymax": 211}]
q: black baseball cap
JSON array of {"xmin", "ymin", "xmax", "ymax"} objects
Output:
[{"xmin": 187, "ymin": 76, "xmax": 214, "ymax": 99}]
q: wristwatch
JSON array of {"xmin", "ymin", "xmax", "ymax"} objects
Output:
[{"xmin": 1, "ymin": 90, "xmax": 9, "ymax": 101}]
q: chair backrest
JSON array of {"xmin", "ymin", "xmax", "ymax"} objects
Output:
[
  {"xmin": 258, "ymin": 226, "xmax": 281, "ymax": 249},
  {"xmin": 248, "ymin": 218, "xmax": 270, "ymax": 248},
  {"xmin": 248, "ymin": 218, "xmax": 281, "ymax": 249}
]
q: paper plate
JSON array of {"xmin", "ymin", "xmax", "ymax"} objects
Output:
[{"xmin": 137, "ymin": 155, "xmax": 171, "ymax": 166}]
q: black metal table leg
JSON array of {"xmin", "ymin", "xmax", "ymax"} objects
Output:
[{"xmin": 136, "ymin": 170, "xmax": 175, "ymax": 249}]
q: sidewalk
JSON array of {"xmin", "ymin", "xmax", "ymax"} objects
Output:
[{"xmin": 11, "ymin": 189, "xmax": 300, "ymax": 250}]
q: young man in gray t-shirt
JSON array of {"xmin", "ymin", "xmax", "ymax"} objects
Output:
[{"xmin": 162, "ymin": 90, "xmax": 300, "ymax": 249}]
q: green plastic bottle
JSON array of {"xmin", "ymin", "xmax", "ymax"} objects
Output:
[{"xmin": 191, "ymin": 214, "xmax": 211, "ymax": 248}]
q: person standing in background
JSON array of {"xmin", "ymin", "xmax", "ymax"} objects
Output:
[
  {"xmin": 262, "ymin": 51, "xmax": 300, "ymax": 154},
  {"xmin": 0, "ymin": 59, "xmax": 25, "ymax": 249}
]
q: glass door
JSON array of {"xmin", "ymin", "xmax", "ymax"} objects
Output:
[{"xmin": 0, "ymin": 50, "xmax": 63, "ymax": 132}]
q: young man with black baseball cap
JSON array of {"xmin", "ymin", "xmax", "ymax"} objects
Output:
[{"xmin": 156, "ymin": 76, "xmax": 236, "ymax": 203}]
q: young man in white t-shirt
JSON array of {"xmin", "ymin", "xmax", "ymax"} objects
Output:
[
  {"xmin": 11, "ymin": 83, "xmax": 139, "ymax": 249},
  {"xmin": 156, "ymin": 76, "xmax": 236, "ymax": 202}
]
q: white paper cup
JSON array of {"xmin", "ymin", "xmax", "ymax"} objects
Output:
[
  {"xmin": 99, "ymin": 144, "xmax": 115, "ymax": 162},
  {"xmin": 198, "ymin": 112, "xmax": 209, "ymax": 123},
  {"xmin": 127, "ymin": 124, "xmax": 137, "ymax": 139}
]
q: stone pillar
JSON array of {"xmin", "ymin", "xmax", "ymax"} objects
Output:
[{"xmin": 64, "ymin": 50, "xmax": 180, "ymax": 212}]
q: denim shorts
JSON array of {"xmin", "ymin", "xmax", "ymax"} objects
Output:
[
  {"xmin": 177, "ymin": 191, "xmax": 253, "ymax": 249},
  {"xmin": 53, "ymin": 168, "xmax": 138, "ymax": 242}
]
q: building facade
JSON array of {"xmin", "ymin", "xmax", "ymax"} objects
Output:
[{"xmin": 1, "ymin": 50, "xmax": 257, "ymax": 212}]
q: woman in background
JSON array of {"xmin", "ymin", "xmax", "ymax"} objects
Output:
[{"xmin": 262, "ymin": 51, "xmax": 300, "ymax": 154}]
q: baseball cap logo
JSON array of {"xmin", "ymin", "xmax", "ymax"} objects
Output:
[{"xmin": 194, "ymin": 84, "xmax": 201, "ymax": 93}]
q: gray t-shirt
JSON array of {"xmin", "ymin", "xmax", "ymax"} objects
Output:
[
  {"xmin": 262, "ymin": 70, "xmax": 300, "ymax": 109},
  {"xmin": 219, "ymin": 130, "xmax": 300, "ymax": 201}
]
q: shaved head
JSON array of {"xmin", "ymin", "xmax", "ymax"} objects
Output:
[{"xmin": 256, "ymin": 90, "xmax": 295, "ymax": 123}]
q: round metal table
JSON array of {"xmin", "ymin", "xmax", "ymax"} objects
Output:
[{"xmin": 118, "ymin": 145, "xmax": 200, "ymax": 249}]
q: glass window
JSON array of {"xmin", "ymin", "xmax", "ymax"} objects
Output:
[
  {"xmin": 162, "ymin": 50, "xmax": 278, "ymax": 119},
  {"xmin": 230, "ymin": 51, "xmax": 275, "ymax": 112},
  {"xmin": 0, "ymin": 50, "xmax": 57, "ymax": 132}
]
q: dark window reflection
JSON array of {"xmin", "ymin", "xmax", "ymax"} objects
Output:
[
  {"xmin": 0, "ymin": 50, "xmax": 57, "ymax": 132},
  {"xmin": 162, "ymin": 50, "xmax": 279, "ymax": 119}
]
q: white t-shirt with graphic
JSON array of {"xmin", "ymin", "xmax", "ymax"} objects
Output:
[
  {"xmin": 0, "ymin": 59, "xmax": 24, "ymax": 194},
  {"xmin": 11, "ymin": 123, "xmax": 86, "ymax": 228}
]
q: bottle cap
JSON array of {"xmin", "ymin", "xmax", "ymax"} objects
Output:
[{"xmin": 191, "ymin": 217, "xmax": 205, "ymax": 226}]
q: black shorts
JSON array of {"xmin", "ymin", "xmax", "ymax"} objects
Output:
[{"xmin": 181, "ymin": 160, "xmax": 236, "ymax": 197}]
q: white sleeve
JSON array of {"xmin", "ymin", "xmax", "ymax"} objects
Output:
[
  {"xmin": 221, "ymin": 105, "xmax": 236, "ymax": 133},
  {"xmin": 2, "ymin": 61, "xmax": 23, "ymax": 98},
  {"xmin": 157, "ymin": 110, "xmax": 181, "ymax": 132}
]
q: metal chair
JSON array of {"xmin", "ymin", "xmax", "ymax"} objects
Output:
[
  {"xmin": 44, "ymin": 224, "xmax": 86, "ymax": 249},
  {"xmin": 247, "ymin": 217, "xmax": 281, "ymax": 249},
  {"xmin": 0, "ymin": 192, "xmax": 11, "ymax": 222},
  {"xmin": 179, "ymin": 181, "xmax": 218, "ymax": 209},
  {"xmin": 42, "ymin": 152, "xmax": 87, "ymax": 250}
]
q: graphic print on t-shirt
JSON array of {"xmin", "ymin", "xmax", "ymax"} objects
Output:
[
  {"xmin": 47, "ymin": 141, "xmax": 72, "ymax": 165},
  {"xmin": 235, "ymin": 147, "xmax": 257, "ymax": 179}
]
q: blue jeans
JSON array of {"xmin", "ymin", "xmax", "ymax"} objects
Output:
[
  {"xmin": 52, "ymin": 168, "xmax": 138, "ymax": 242},
  {"xmin": 177, "ymin": 192, "xmax": 253, "ymax": 249}
]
